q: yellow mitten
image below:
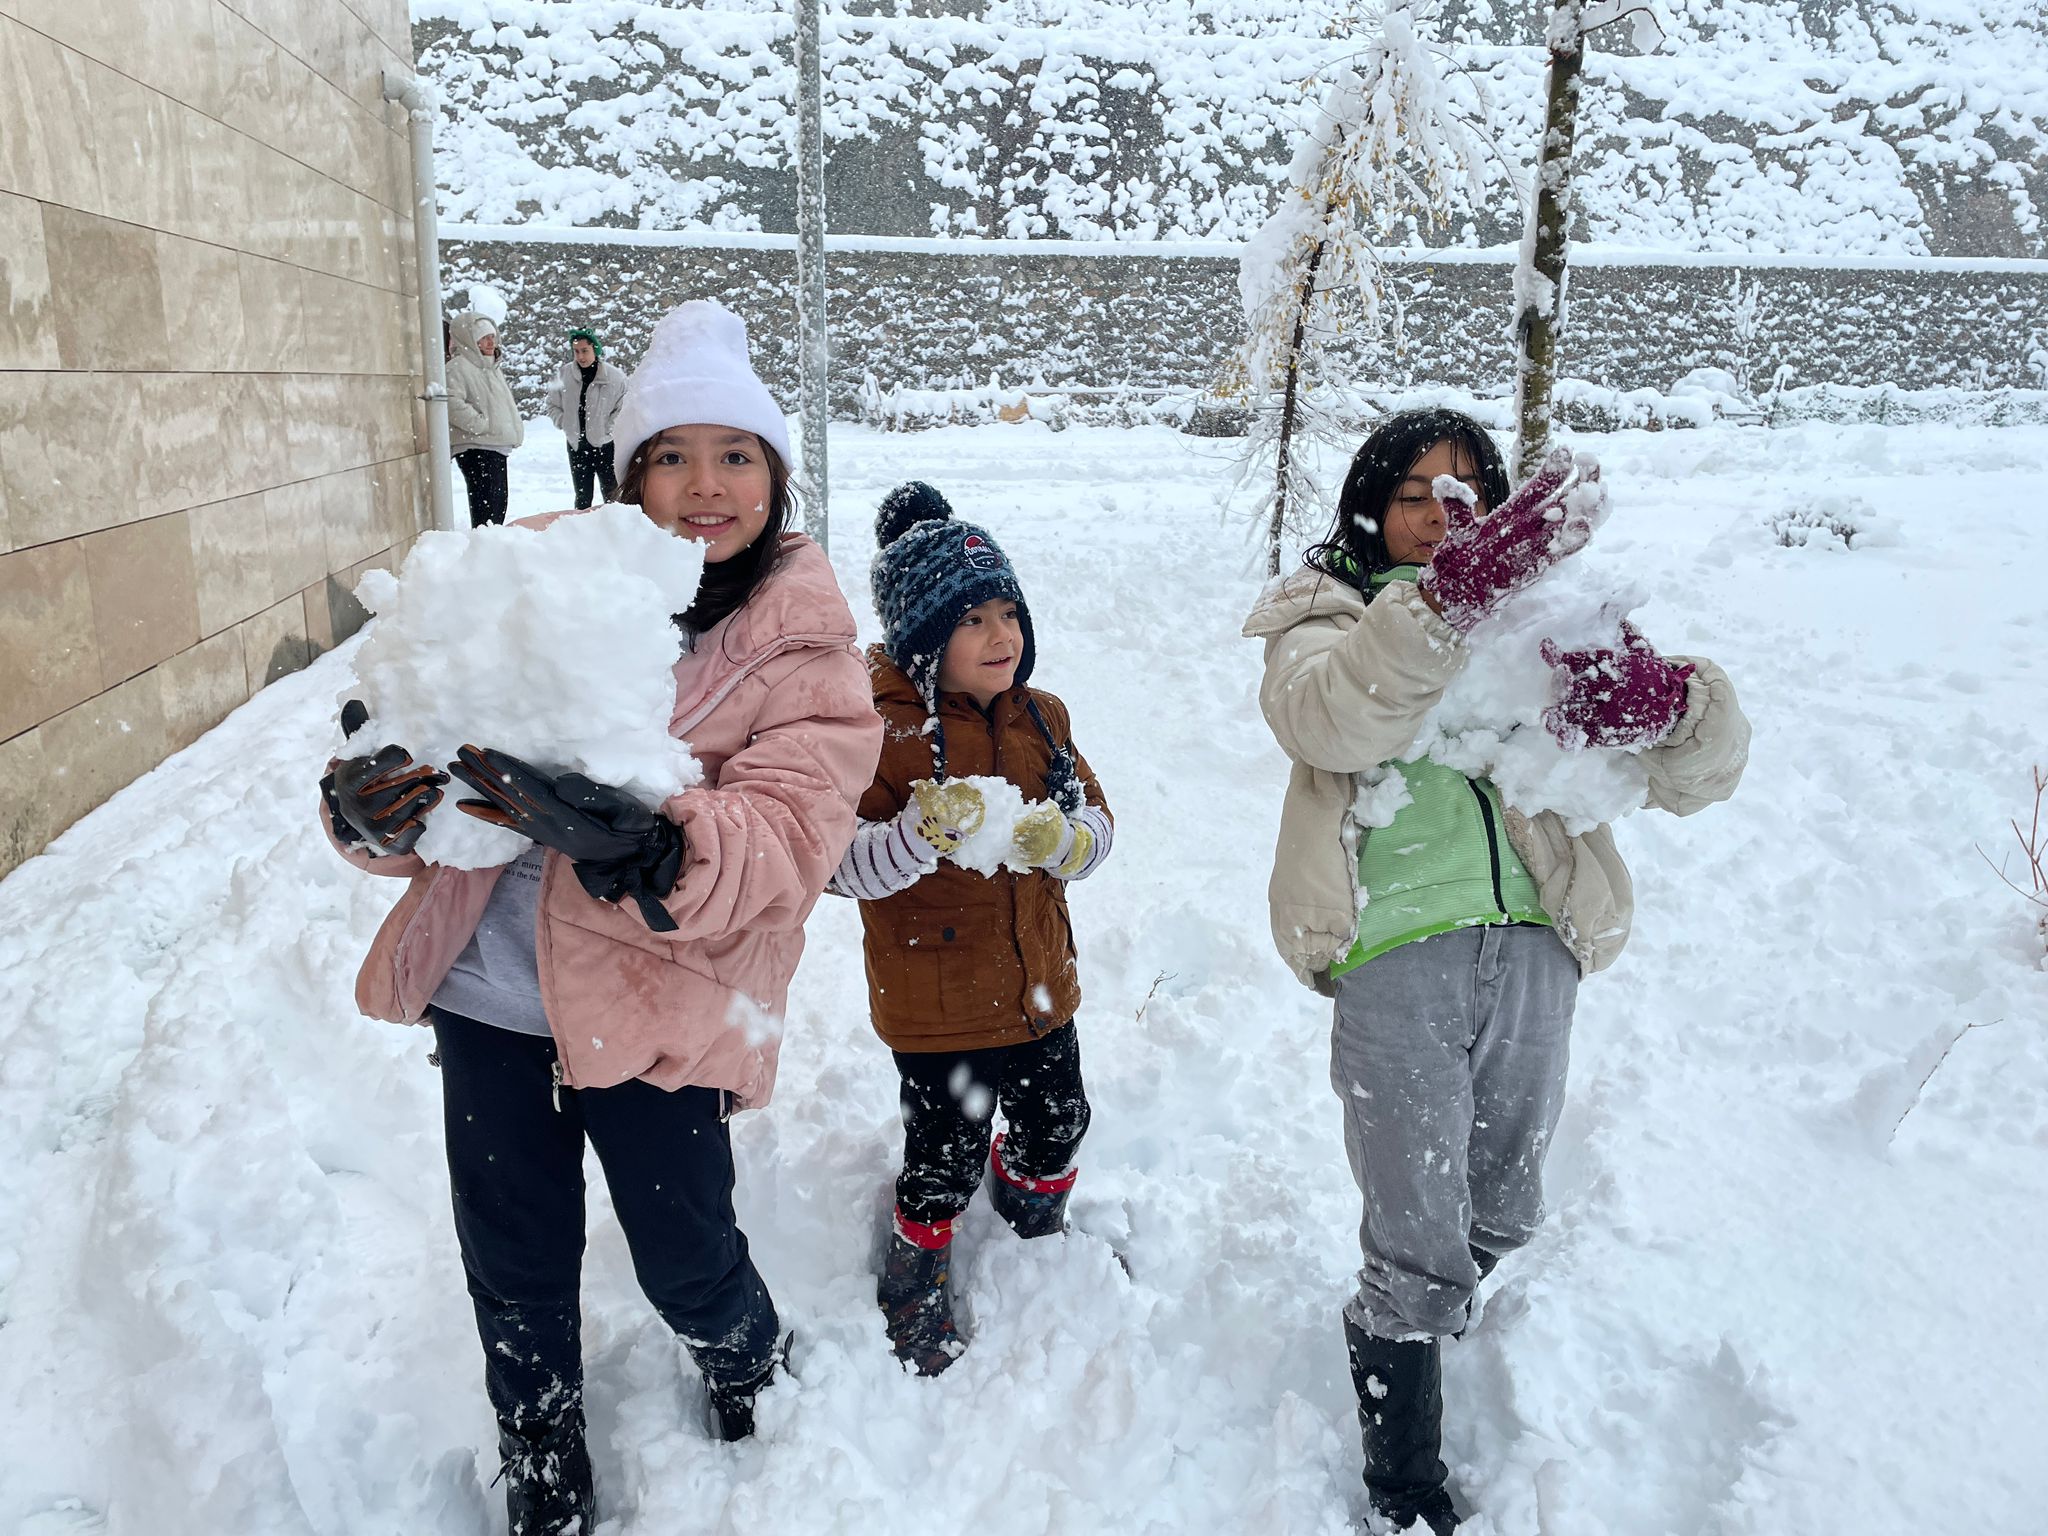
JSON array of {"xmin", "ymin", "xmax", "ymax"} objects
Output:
[
  {"xmin": 1053, "ymin": 820, "xmax": 1095, "ymax": 878},
  {"xmin": 909, "ymin": 779, "xmax": 986, "ymax": 855},
  {"xmin": 1010, "ymin": 804, "xmax": 1070, "ymax": 868}
]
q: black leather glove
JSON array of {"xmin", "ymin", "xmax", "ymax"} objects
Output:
[
  {"xmin": 323, "ymin": 745, "xmax": 449, "ymax": 855},
  {"xmin": 320, "ymin": 697, "xmax": 448, "ymax": 855},
  {"xmin": 447, "ymin": 744, "xmax": 686, "ymax": 933}
]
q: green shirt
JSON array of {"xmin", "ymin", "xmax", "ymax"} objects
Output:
[{"xmin": 1329, "ymin": 566, "xmax": 1550, "ymax": 977}]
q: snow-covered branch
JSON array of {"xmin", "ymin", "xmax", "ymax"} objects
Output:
[{"xmin": 1231, "ymin": 1, "xmax": 1497, "ymax": 572}]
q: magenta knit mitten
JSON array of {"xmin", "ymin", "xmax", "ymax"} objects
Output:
[
  {"xmin": 1419, "ymin": 446, "xmax": 1603, "ymax": 632},
  {"xmin": 1540, "ymin": 626, "xmax": 1695, "ymax": 749}
]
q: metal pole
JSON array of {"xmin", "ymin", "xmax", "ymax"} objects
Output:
[
  {"xmin": 794, "ymin": 0, "xmax": 829, "ymax": 549},
  {"xmin": 383, "ymin": 67, "xmax": 456, "ymax": 534}
]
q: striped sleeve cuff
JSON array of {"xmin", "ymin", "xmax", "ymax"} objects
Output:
[
  {"xmin": 826, "ymin": 811, "xmax": 939, "ymax": 900},
  {"xmin": 1054, "ymin": 805, "xmax": 1114, "ymax": 882}
]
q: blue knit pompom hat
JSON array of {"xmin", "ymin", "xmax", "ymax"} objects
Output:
[{"xmin": 871, "ymin": 481, "xmax": 1035, "ymax": 704}]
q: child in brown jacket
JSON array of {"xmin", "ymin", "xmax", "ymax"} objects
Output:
[{"xmin": 827, "ymin": 483, "xmax": 1113, "ymax": 1376}]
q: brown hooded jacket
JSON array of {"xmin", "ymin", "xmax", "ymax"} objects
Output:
[{"xmin": 856, "ymin": 649, "xmax": 1111, "ymax": 1053}]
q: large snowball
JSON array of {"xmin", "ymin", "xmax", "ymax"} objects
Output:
[{"xmin": 337, "ymin": 505, "xmax": 707, "ymax": 869}]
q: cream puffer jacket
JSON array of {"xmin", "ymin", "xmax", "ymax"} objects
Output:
[
  {"xmin": 1243, "ymin": 565, "xmax": 1750, "ymax": 992},
  {"xmin": 446, "ymin": 313, "xmax": 526, "ymax": 454}
]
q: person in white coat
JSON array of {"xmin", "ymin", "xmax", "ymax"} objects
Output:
[
  {"xmin": 543, "ymin": 329, "xmax": 630, "ymax": 508},
  {"xmin": 447, "ymin": 312, "xmax": 526, "ymax": 527}
]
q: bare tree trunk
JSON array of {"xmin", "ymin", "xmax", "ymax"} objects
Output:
[
  {"xmin": 1267, "ymin": 229, "xmax": 1331, "ymax": 577},
  {"xmin": 1513, "ymin": 0, "xmax": 1585, "ymax": 481},
  {"xmin": 794, "ymin": 0, "xmax": 829, "ymax": 549}
]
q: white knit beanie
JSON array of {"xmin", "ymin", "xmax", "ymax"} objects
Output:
[{"xmin": 610, "ymin": 300, "xmax": 792, "ymax": 483}]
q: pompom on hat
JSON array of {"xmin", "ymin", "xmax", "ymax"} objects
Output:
[
  {"xmin": 611, "ymin": 300, "xmax": 792, "ymax": 483},
  {"xmin": 870, "ymin": 482, "xmax": 1035, "ymax": 704},
  {"xmin": 876, "ymin": 480, "xmax": 955, "ymax": 550}
]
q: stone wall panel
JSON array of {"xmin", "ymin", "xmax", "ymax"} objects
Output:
[{"xmin": 441, "ymin": 239, "xmax": 2048, "ymax": 416}]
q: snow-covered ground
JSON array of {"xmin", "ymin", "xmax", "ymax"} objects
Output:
[{"xmin": 2, "ymin": 419, "xmax": 2045, "ymax": 1536}]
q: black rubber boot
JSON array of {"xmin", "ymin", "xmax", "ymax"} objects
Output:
[
  {"xmin": 987, "ymin": 1132, "xmax": 1076, "ymax": 1239},
  {"xmin": 878, "ymin": 1218, "xmax": 964, "ymax": 1375},
  {"xmin": 1344, "ymin": 1317, "xmax": 1460, "ymax": 1535},
  {"xmin": 497, "ymin": 1411, "xmax": 596, "ymax": 1536},
  {"xmin": 702, "ymin": 1331, "xmax": 791, "ymax": 1442}
]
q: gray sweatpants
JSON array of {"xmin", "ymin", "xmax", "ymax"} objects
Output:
[{"xmin": 1330, "ymin": 924, "xmax": 1579, "ymax": 1340}]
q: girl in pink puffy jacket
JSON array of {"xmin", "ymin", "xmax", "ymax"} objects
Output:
[{"xmin": 320, "ymin": 301, "xmax": 882, "ymax": 1536}]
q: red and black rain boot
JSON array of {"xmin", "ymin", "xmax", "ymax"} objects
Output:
[
  {"xmin": 878, "ymin": 1208, "xmax": 964, "ymax": 1375},
  {"xmin": 988, "ymin": 1131, "xmax": 1078, "ymax": 1239}
]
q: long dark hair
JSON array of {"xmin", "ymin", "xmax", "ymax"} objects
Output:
[
  {"xmin": 1304, "ymin": 407, "xmax": 1511, "ymax": 588},
  {"xmin": 618, "ymin": 434, "xmax": 794, "ymax": 635}
]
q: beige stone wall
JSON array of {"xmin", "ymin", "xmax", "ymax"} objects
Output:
[{"xmin": 0, "ymin": 0, "xmax": 427, "ymax": 875}]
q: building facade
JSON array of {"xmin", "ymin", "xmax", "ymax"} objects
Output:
[{"xmin": 0, "ymin": 0, "xmax": 429, "ymax": 876}]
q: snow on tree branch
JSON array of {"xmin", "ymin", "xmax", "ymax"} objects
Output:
[
  {"xmin": 1230, "ymin": 1, "xmax": 1498, "ymax": 575},
  {"xmin": 1575, "ymin": 0, "xmax": 1668, "ymax": 53}
]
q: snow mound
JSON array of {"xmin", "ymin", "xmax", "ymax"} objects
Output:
[
  {"xmin": 945, "ymin": 775, "xmax": 1053, "ymax": 877},
  {"xmin": 338, "ymin": 505, "xmax": 707, "ymax": 869},
  {"xmin": 1767, "ymin": 495, "xmax": 1895, "ymax": 551}
]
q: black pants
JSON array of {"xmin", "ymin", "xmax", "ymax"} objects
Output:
[
  {"xmin": 893, "ymin": 1023, "xmax": 1091, "ymax": 1225},
  {"xmin": 431, "ymin": 1009, "xmax": 780, "ymax": 1430},
  {"xmin": 567, "ymin": 439, "xmax": 617, "ymax": 509},
  {"xmin": 454, "ymin": 448, "xmax": 509, "ymax": 527}
]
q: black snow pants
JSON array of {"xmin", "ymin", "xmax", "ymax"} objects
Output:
[
  {"xmin": 454, "ymin": 448, "xmax": 509, "ymax": 527},
  {"xmin": 430, "ymin": 1008, "xmax": 781, "ymax": 1431},
  {"xmin": 892, "ymin": 1022, "xmax": 1091, "ymax": 1225},
  {"xmin": 566, "ymin": 439, "xmax": 618, "ymax": 509}
]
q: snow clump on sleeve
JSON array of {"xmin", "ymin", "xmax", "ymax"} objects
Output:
[{"xmin": 338, "ymin": 505, "xmax": 707, "ymax": 870}]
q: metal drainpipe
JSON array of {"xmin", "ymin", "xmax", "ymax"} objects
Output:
[{"xmin": 382, "ymin": 66, "xmax": 455, "ymax": 533}]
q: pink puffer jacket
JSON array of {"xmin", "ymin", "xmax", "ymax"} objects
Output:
[{"xmin": 330, "ymin": 532, "xmax": 883, "ymax": 1109}]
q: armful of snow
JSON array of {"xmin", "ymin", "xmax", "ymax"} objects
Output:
[
  {"xmin": 655, "ymin": 647, "xmax": 884, "ymax": 939},
  {"xmin": 1258, "ymin": 583, "xmax": 1467, "ymax": 774},
  {"xmin": 826, "ymin": 811, "xmax": 939, "ymax": 900},
  {"xmin": 1643, "ymin": 657, "xmax": 1750, "ymax": 817}
]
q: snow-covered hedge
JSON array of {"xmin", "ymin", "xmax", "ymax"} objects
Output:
[
  {"xmin": 440, "ymin": 232, "xmax": 2048, "ymax": 421},
  {"xmin": 415, "ymin": 0, "xmax": 2048, "ymax": 258}
]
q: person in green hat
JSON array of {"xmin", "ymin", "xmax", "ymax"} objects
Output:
[{"xmin": 544, "ymin": 327, "xmax": 629, "ymax": 508}]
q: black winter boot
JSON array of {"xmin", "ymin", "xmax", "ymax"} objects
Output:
[
  {"xmin": 497, "ymin": 1411, "xmax": 596, "ymax": 1536},
  {"xmin": 878, "ymin": 1210, "xmax": 963, "ymax": 1375},
  {"xmin": 702, "ymin": 1331, "xmax": 791, "ymax": 1442},
  {"xmin": 1344, "ymin": 1317, "xmax": 1460, "ymax": 1535},
  {"xmin": 987, "ymin": 1132, "xmax": 1076, "ymax": 1239}
]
